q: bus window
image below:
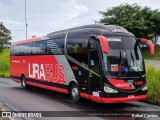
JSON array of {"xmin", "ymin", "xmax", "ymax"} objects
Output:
[
  {"xmin": 104, "ymin": 36, "xmax": 144, "ymax": 77},
  {"xmin": 89, "ymin": 38, "xmax": 98, "ymax": 49},
  {"xmin": 88, "ymin": 39, "xmax": 100, "ymax": 74},
  {"xmin": 20, "ymin": 43, "xmax": 32, "ymax": 55},
  {"xmin": 89, "ymin": 50, "xmax": 100, "ymax": 74},
  {"xmin": 67, "ymin": 38, "xmax": 88, "ymax": 64},
  {"xmin": 14, "ymin": 45, "xmax": 21, "ymax": 56},
  {"xmin": 47, "ymin": 38, "xmax": 64, "ymax": 54},
  {"xmin": 32, "ymin": 41, "xmax": 47, "ymax": 55}
]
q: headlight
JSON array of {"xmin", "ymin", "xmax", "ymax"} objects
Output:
[
  {"xmin": 104, "ymin": 86, "xmax": 118, "ymax": 93},
  {"xmin": 142, "ymin": 84, "xmax": 147, "ymax": 91}
]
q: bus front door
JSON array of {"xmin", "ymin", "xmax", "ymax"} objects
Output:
[{"xmin": 89, "ymin": 50, "xmax": 102, "ymax": 102}]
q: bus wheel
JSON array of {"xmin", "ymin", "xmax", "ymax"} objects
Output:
[
  {"xmin": 21, "ymin": 75, "xmax": 27, "ymax": 89},
  {"xmin": 71, "ymin": 83, "xmax": 80, "ymax": 103}
]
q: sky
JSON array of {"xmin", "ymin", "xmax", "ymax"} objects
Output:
[{"xmin": 0, "ymin": 0, "xmax": 160, "ymax": 42}]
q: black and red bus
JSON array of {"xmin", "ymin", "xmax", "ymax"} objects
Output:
[{"xmin": 10, "ymin": 24, "xmax": 154, "ymax": 103}]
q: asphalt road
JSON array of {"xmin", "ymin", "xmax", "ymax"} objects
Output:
[{"xmin": 0, "ymin": 78, "xmax": 160, "ymax": 120}]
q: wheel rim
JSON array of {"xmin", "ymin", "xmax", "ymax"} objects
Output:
[{"xmin": 72, "ymin": 87, "xmax": 79, "ymax": 98}]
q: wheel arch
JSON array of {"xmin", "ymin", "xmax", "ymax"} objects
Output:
[
  {"xmin": 21, "ymin": 74, "xmax": 25, "ymax": 81},
  {"xmin": 68, "ymin": 79, "xmax": 78, "ymax": 94}
]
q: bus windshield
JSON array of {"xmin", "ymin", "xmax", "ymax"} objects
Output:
[{"xmin": 103, "ymin": 36, "xmax": 145, "ymax": 78}]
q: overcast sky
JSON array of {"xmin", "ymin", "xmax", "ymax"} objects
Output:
[{"xmin": 0, "ymin": 0, "xmax": 160, "ymax": 41}]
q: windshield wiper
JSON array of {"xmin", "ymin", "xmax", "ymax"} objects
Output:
[{"xmin": 130, "ymin": 51, "xmax": 142, "ymax": 78}]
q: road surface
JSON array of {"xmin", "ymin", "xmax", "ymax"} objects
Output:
[{"xmin": 0, "ymin": 78, "xmax": 160, "ymax": 120}]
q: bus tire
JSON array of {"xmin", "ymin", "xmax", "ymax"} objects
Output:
[
  {"xmin": 21, "ymin": 75, "xmax": 27, "ymax": 89},
  {"xmin": 70, "ymin": 83, "xmax": 80, "ymax": 103}
]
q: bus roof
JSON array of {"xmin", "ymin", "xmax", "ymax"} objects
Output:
[
  {"xmin": 11, "ymin": 24, "xmax": 133, "ymax": 45},
  {"xmin": 47, "ymin": 24, "xmax": 132, "ymax": 37},
  {"xmin": 11, "ymin": 37, "xmax": 42, "ymax": 45}
]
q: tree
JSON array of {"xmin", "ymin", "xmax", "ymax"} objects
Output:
[
  {"xmin": 99, "ymin": 3, "xmax": 160, "ymax": 40},
  {"xmin": 0, "ymin": 22, "xmax": 11, "ymax": 49}
]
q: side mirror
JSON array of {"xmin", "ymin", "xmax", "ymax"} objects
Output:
[
  {"xmin": 140, "ymin": 38, "xmax": 155, "ymax": 55},
  {"xmin": 97, "ymin": 35, "xmax": 109, "ymax": 54}
]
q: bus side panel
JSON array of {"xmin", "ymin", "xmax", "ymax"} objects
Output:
[
  {"xmin": 11, "ymin": 55, "xmax": 64, "ymax": 82},
  {"xmin": 66, "ymin": 60, "xmax": 90, "ymax": 95},
  {"xmin": 53, "ymin": 55, "xmax": 77, "ymax": 86},
  {"xmin": 10, "ymin": 55, "xmax": 77, "ymax": 93},
  {"xmin": 10, "ymin": 56, "xmax": 23, "ymax": 82}
]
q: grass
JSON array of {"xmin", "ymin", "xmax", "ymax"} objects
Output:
[
  {"xmin": 0, "ymin": 48, "xmax": 10, "ymax": 77},
  {"xmin": 146, "ymin": 65, "xmax": 160, "ymax": 105},
  {"xmin": 142, "ymin": 45, "xmax": 160, "ymax": 60}
]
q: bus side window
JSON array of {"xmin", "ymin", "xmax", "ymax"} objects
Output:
[
  {"xmin": 20, "ymin": 43, "xmax": 32, "ymax": 55},
  {"xmin": 89, "ymin": 39, "xmax": 98, "ymax": 49},
  {"xmin": 14, "ymin": 45, "xmax": 21, "ymax": 56},
  {"xmin": 89, "ymin": 51, "xmax": 100, "ymax": 74},
  {"xmin": 88, "ymin": 39, "xmax": 100, "ymax": 73},
  {"xmin": 67, "ymin": 38, "xmax": 88, "ymax": 64},
  {"xmin": 47, "ymin": 38, "xmax": 64, "ymax": 55},
  {"xmin": 32, "ymin": 41, "xmax": 47, "ymax": 55}
]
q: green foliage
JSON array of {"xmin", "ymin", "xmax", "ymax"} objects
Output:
[
  {"xmin": 99, "ymin": 3, "xmax": 160, "ymax": 38},
  {"xmin": 146, "ymin": 66, "xmax": 160, "ymax": 105},
  {"xmin": 0, "ymin": 48, "xmax": 10, "ymax": 77},
  {"xmin": 142, "ymin": 46, "xmax": 160, "ymax": 60},
  {"xmin": 0, "ymin": 23, "xmax": 11, "ymax": 50}
]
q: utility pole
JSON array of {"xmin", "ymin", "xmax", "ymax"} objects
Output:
[
  {"xmin": 93, "ymin": 20, "xmax": 99, "ymax": 24},
  {"xmin": 25, "ymin": 0, "xmax": 28, "ymax": 39},
  {"xmin": 93, "ymin": 20, "xmax": 97, "ymax": 24}
]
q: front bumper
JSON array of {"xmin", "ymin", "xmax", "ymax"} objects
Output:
[{"xmin": 102, "ymin": 94, "xmax": 147, "ymax": 103}]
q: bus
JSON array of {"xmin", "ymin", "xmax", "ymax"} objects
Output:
[{"xmin": 10, "ymin": 24, "xmax": 154, "ymax": 103}]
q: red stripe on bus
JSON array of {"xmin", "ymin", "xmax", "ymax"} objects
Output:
[
  {"xmin": 80, "ymin": 93, "xmax": 102, "ymax": 102},
  {"xmin": 102, "ymin": 94, "xmax": 147, "ymax": 103},
  {"xmin": 90, "ymin": 95, "xmax": 102, "ymax": 103},
  {"xmin": 108, "ymin": 78, "xmax": 133, "ymax": 90},
  {"xmin": 12, "ymin": 38, "xmax": 42, "ymax": 45},
  {"xmin": 80, "ymin": 93, "xmax": 90, "ymax": 99},
  {"xmin": 12, "ymin": 78, "xmax": 21, "ymax": 83},
  {"xmin": 81, "ymin": 93, "xmax": 146, "ymax": 103},
  {"xmin": 27, "ymin": 81, "xmax": 68, "ymax": 94}
]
